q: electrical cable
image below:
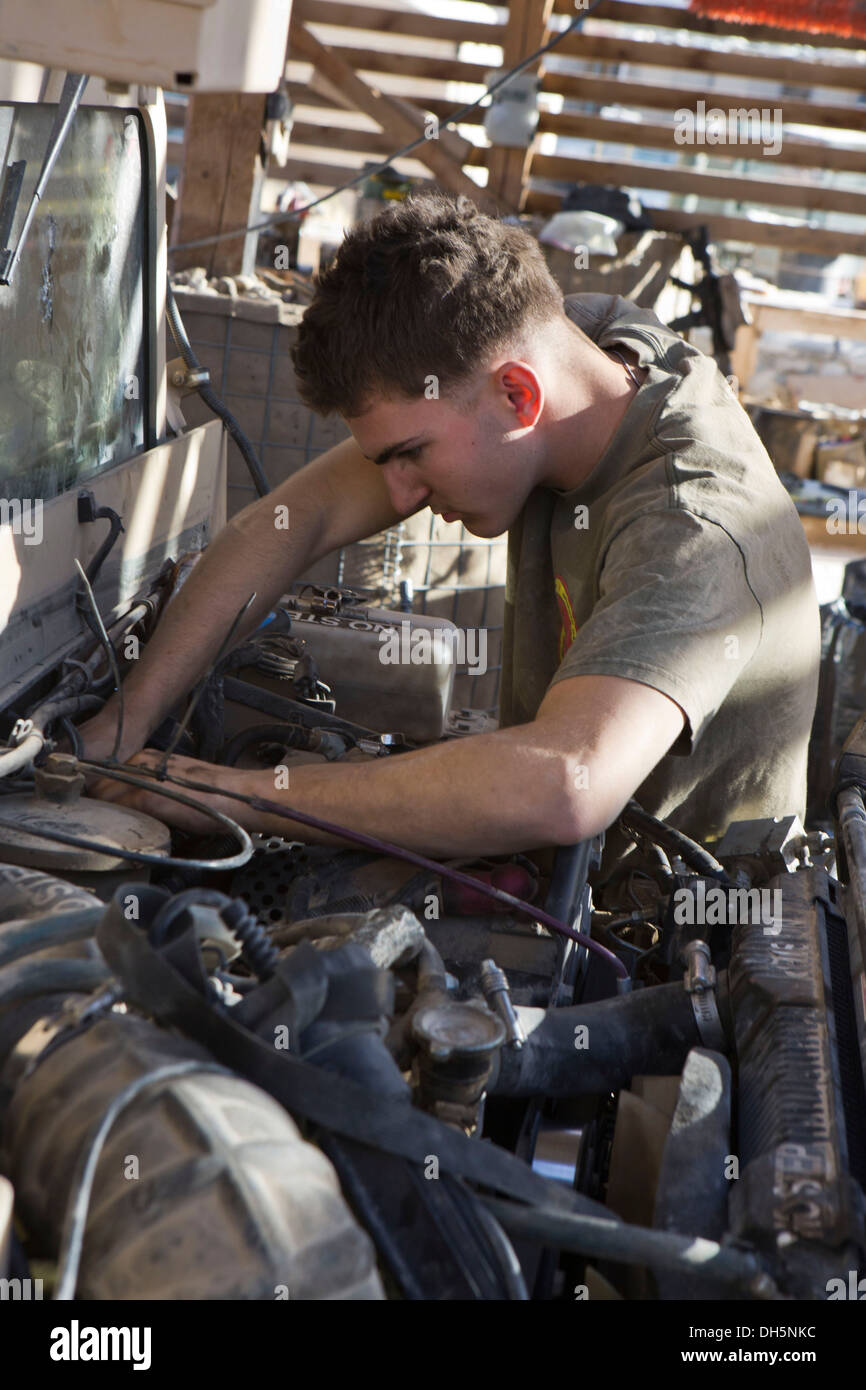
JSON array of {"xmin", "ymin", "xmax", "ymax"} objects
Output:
[
  {"xmin": 166, "ymin": 285, "xmax": 271, "ymax": 497},
  {"xmin": 78, "ymin": 758, "xmax": 629, "ymax": 980},
  {"xmin": 168, "ymin": 0, "xmax": 606, "ymax": 255},
  {"xmin": 53, "ymin": 1060, "xmax": 235, "ymax": 1300},
  {"xmin": 155, "ymin": 589, "xmax": 258, "ymax": 774},
  {"xmin": 0, "ymin": 604, "xmax": 149, "ymax": 780},
  {"xmin": 73, "ymin": 558, "xmax": 125, "ymax": 764}
]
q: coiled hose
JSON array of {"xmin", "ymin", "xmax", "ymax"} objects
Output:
[{"xmin": 149, "ymin": 887, "xmax": 278, "ymax": 980}]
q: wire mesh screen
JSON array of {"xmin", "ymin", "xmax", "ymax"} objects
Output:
[{"xmin": 170, "ymin": 289, "xmax": 507, "ymax": 712}]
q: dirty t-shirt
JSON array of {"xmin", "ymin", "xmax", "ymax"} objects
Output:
[{"xmin": 499, "ymin": 292, "xmax": 821, "ymax": 876}]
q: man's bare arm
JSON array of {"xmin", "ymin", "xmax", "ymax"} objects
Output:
[
  {"xmin": 78, "ymin": 435, "xmax": 421, "ymax": 761},
  {"xmin": 101, "ymin": 674, "xmax": 686, "ymax": 856}
]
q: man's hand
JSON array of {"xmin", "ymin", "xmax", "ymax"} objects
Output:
[
  {"xmin": 76, "ymin": 706, "xmax": 148, "ymax": 767},
  {"xmin": 88, "ymin": 749, "xmax": 260, "ymax": 836},
  {"xmin": 84, "ymin": 673, "xmax": 686, "ymax": 856}
]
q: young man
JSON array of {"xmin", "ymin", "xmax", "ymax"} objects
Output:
[{"xmin": 83, "ymin": 194, "xmax": 820, "ymax": 877}]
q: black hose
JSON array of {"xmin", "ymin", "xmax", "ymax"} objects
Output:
[
  {"xmin": 59, "ymin": 716, "xmax": 84, "ymax": 758},
  {"xmin": 473, "ymin": 1200, "xmax": 529, "ymax": 1301},
  {"xmin": 166, "ymin": 283, "xmax": 270, "ymax": 498},
  {"xmin": 0, "ymin": 957, "xmax": 110, "ymax": 1009},
  {"xmin": 619, "ymin": 799, "xmax": 730, "ymax": 884},
  {"xmin": 222, "ymin": 723, "xmax": 311, "ymax": 767},
  {"xmin": 478, "ymin": 1196, "xmax": 774, "ymax": 1297},
  {"xmin": 31, "ymin": 694, "xmax": 103, "ymax": 728},
  {"xmin": 491, "ymin": 979, "xmax": 711, "ymax": 1098},
  {"xmin": 222, "ymin": 675, "xmax": 385, "ymax": 742},
  {"xmin": 0, "ymin": 906, "xmax": 104, "ymax": 968}
]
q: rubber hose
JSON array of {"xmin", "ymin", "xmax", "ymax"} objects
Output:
[
  {"xmin": 0, "ymin": 907, "xmax": 105, "ymax": 969},
  {"xmin": 166, "ymin": 284, "xmax": 270, "ymax": 498},
  {"xmin": 491, "ymin": 979, "xmax": 712, "ymax": 1098},
  {"xmin": 0, "ymin": 958, "xmax": 111, "ymax": 1009},
  {"xmin": 620, "ymin": 800, "xmax": 730, "ymax": 884}
]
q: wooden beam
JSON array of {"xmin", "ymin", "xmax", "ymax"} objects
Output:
[
  {"xmin": 541, "ymin": 71, "xmax": 866, "ymax": 134},
  {"xmin": 291, "ymin": 108, "xmax": 864, "ymax": 178},
  {"xmin": 287, "ymin": 121, "xmax": 486, "ymax": 165},
  {"xmin": 294, "ymin": 0, "xmax": 506, "ymax": 46},
  {"xmin": 288, "ymin": 84, "xmax": 482, "ymax": 129},
  {"xmin": 281, "ymin": 154, "xmax": 442, "ymax": 194},
  {"xmin": 538, "ymin": 110, "xmax": 866, "ymax": 175},
  {"xmin": 744, "ymin": 298, "xmax": 866, "ymax": 342},
  {"xmin": 294, "ymin": 45, "xmax": 866, "ymax": 133},
  {"xmin": 385, "ymin": 92, "xmax": 474, "ymax": 168},
  {"xmin": 530, "ymin": 153, "xmax": 866, "ymax": 218},
  {"xmin": 289, "ymin": 21, "xmax": 504, "ymax": 209},
  {"xmin": 554, "ymin": 29, "xmax": 866, "ymax": 89},
  {"xmin": 171, "ymin": 92, "xmax": 268, "ymax": 276},
  {"xmin": 650, "ymin": 208, "xmax": 866, "ymax": 257},
  {"xmin": 552, "ymin": 0, "xmax": 866, "ymax": 50},
  {"xmin": 524, "ymin": 190, "xmax": 866, "ymax": 255},
  {"xmin": 321, "ymin": 45, "xmax": 490, "ymax": 83},
  {"xmin": 282, "ymin": 154, "xmax": 394, "ymax": 185}
]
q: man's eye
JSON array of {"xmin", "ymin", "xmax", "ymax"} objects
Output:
[{"xmin": 400, "ymin": 446, "xmax": 423, "ymax": 462}]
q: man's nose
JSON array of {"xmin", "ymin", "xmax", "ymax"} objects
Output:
[{"xmin": 381, "ymin": 462, "xmax": 431, "ymax": 516}]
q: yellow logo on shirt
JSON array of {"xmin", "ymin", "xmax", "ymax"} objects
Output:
[{"xmin": 555, "ymin": 575, "xmax": 578, "ymax": 660}]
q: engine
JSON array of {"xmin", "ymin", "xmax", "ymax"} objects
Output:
[{"xmin": 0, "ymin": 572, "xmax": 863, "ymax": 1302}]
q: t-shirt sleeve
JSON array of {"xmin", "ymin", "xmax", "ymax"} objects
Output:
[{"xmin": 547, "ymin": 507, "xmax": 763, "ymax": 752}]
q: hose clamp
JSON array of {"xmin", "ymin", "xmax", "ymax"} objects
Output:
[{"xmin": 683, "ymin": 939, "xmax": 725, "ymax": 1050}]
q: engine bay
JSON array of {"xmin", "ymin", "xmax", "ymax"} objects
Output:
[{"xmin": 0, "ymin": 565, "xmax": 864, "ymax": 1303}]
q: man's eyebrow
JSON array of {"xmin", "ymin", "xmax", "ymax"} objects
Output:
[{"xmin": 368, "ymin": 436, "xmax": 425, "ymax": 466}]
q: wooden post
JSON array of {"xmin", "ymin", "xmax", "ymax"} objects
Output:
[
  {"xmin": 486, "ymin": 0, "xmax": 556, "ymax": 212},
  {"xmin": 171, "ymin": 93, "xmax": 268, "ymax": 276}
]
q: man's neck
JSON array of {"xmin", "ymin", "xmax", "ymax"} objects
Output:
[{"xmin": 536, "ymin": 330, "xmax": 646, "ymax": 494}]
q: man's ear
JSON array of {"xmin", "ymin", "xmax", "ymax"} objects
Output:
[{"xmin": 498, "ymin": 361, "xmax": 543, "ymax": 428}]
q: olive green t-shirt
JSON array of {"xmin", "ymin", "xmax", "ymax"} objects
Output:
[{"xmin": 499, "ymin": 293, "xmax": 821, "ymax": 872}]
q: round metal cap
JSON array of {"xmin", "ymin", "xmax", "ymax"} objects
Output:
[
  {"xmin": 0, "ymin": 793, "xmax": 171, "ymax": 870},
  {"xmin": 411, "ymin": 999, "xmax": 506, "ymax": 1061}
]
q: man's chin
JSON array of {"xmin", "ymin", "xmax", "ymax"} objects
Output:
[{"xmin": 461, "ymin": 516, "xmax": 508, "ymax": 539}]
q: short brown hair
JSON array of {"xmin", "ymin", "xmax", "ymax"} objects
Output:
[{"xmin": 291, "ymin": 193, "xmax": 564, "ymax": 417}]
